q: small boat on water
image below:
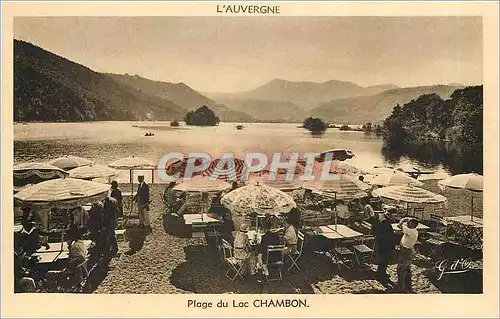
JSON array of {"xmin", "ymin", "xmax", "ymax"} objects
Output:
[
  {"xmin": 235, "ymin": 125, "xmax": 244, "ymax": 130},
  {"xmin": 144, "ymin": 132, "xmax": 154, "ymax": 136}
]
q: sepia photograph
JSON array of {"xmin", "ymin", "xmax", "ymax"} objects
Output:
[
  {"xmin": 1, "ymin": 2, "xmax": 499, "ymax": 317},
  {"xmin": 9, "ymin": 14, "xmax": 487, "ymax": 295}
]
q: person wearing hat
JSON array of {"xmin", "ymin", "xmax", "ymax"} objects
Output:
[
  {"xmin": 17, "ymin": 214, "xmax": 52, "ymax": 258},
  {"xmin": 134, "ymin": 175, "xmax": 151, "ymax": 230},
  {"xmin": 371, "ymin": 209, "xmax": 396, "ymax": 284},
  {"xmin": 396, "ymin": 217, "xmax": 419, "ymax": 293},
  {"xmin": 110, "ymin": 181, "xmax": 124, "ymax": 218}
]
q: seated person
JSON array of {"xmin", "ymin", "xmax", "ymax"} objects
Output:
[
  {"xmin": 17, "ymin": 215, "xmax": 51, "ymax": 258},
  {"xmin": 257, "ymin": 217, "xmax": 281, "ymax": 265},
  {"xmin": 287, "ymin": 207, "xmax": 301, "ymax": 230},
  {"xmin": 65, "ymin": 232, "xmax": 88, "ymax": 287},
  {"xmin": 282, "ymin": 218, "xmax": 298, "ymax": 255},
  {"xmin": 163, "ymin": 181, "xmax": 178, "ymax": 214},
  {"xmin": 233, "ymin": 223, "xmax": 257, "ymax": 276}
]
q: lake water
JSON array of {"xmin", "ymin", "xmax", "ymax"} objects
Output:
[{"xmin": 14, "ymin": 122, "xmax": 450, "ymax": 183}]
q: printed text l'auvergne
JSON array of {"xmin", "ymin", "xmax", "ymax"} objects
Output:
[{"xmin": 216, "ymin": 5, "xmax": 280, "ymax": 14}]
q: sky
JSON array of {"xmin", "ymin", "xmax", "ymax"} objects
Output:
[{"xmin": 14, "ymin": 17, "xmax": 482, "ymax": 93}]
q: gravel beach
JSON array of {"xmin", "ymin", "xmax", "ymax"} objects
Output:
[{"xmin": 93, "ymin": 181, "xmax": 483, "ymax": 294}]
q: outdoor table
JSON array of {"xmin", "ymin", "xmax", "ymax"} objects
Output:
[
  {"xmin": 183, "ymin": 213, "xmax": 220, "ymax": 225},
  {"xmin": 34, "ymin": 240, "xmax": 92, "ymax": 263},
  {"xmin": 313, "ymin": 224, "xmax": 362, "ymax": 240},
  {"xmin": 446, "ymin": 215, "xmax": 483, "ymax": 249}
]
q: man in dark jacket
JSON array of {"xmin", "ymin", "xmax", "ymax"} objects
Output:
[
  {"xmin": 102, "ymin": 196, "xmax": 119, "ymax": 257},
  {"xmin": 134, "ymin": 175, "xmax": 150, "ymax": 230},
  {"xmin": 371, "ymin": 210, "xmax": 396, "ymax": 283}
]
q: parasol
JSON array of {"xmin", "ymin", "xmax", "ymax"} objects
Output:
[
  {"xmin": 172, "ymin": 175, "xmax": 231, "ymax": 193},
  {"xmin": 438, "ymin": 173, "xmax": 483, "ymax": 221},
  {"xmin": 369, "ymin": 171, "xmax": 423, "ymax": 187},
  {"xmin": 249, "ymin": 173, "xmax": 303, "ymax": 191},
  {"xmin": 203, "ymin": 157, "xmax": 248, "ymax": 182},
  {"xmin": 14, "ymin": 162, "xmax": 69, "ymax": 184},
  {"xmin": 14, "ymin": 178, "xmax": 110, "ymax": 209},
  {"xmin": 48, "ymin": 156, "xmax": 93, "ymax": 170},
  {"xmin": 69, "ymin": 164, "xmax": 118, "ymax": 181},
  {"xmin": 303, "ymin": 174, "xmax": 371, "ymax": 200},
  {"xmin": 221, "ymin": 182, "xmax": 296, "ymax": 216}
]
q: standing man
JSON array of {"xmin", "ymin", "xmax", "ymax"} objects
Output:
[
  {"xmin": 134, "ymin": 175, "xmax": 151, "ymax": 231},
  {"xmin": 371, "ymin": 210, "xmax": 396, "ymax": 284},
  {"xmin": 110, "ymin": 181, "xmax": 124, "ymax": 218},
  {"xmin": 396, "ymin": 217, "xmax": 419, "ymax": 293},
  {"xmin": 103, "ymin": 196, "xmax": 119, "ymax": 257}
]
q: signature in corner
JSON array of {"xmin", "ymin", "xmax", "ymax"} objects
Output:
[{"xmin": 435, "ymin": 258, "xmax": 474, "ymax": 280}]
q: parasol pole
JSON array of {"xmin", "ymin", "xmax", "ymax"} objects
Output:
[
  {"xmin": 334, "ymin": 192, "xmax": 338, "ymax": 231},
  {"xmin": 470, "ymin": 193, "xmax": 474, "ymax": 222}
]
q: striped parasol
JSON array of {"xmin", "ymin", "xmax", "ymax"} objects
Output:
[
  {"xmin": 14, "ymin": 178, "xmax": 110, "ymax": 209},
  {"xmin": 304, "ymin": 174, "xmax": 371, "ymax": 200},
  {"xmin": 48, "ymin": 156, "xmax": 93, "ymax": 170},
  {"xmin": 438, "ymin": 173, "xmax": 483, "ymax": 221},
  {"xmin": 260, "ymin": 161, "xmax": 305, "ymax": 175},
  {"xmin": 203, "ymin": 158, "xmax": 248, "ymax": 182},
  {"xmin": 14, "ymin": 162, "xmax": 69, "ymax": 181},
  {"xmin": 108, "ymin": 156, "xmax": 156, "ymax": 169},
  {"xmin": 372, "ymin": 185, "xmax": 447, "ymax": 204},
  {"xmin": 438, "ymin": 173, "xmax": 483, "ymax": 192},
  {"xmin": 172, "ymin": 175, "xmax": 231, "ymax": 193},
  {"xmin": 69, "ymin": 164, "xmax": 119, "ymax": 180},
  {"xmin": 321, "ymin": 161, "xmax": 366, "ymax": 176},
  {"xmin": 164, "ymin": 157, "xmax": 209, "ymax": 179},
  {"xmin": 249, "ymin": 173, "xmax": 303, "ymax": 191},
  {"xmin": 221, "ymin": 182, "xmax": 296, "ymax": 216},
  {"xmin": 369, "ymin": 171, "xmax": 423, "ymax": 187}
]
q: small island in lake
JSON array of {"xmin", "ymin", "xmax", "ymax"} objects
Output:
[
  {"xmin": 170, "ymin": 120, "xmax": 180, "ymax": 127},
  {"xmin": 184, "ymin": 105, "xmax": 220, "ymax": 126},
  {"xmin": 302, "ymin": 117, "xmax": 328, "ymax": 134}
]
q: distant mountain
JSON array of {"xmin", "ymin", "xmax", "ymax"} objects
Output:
[
  {"xmin": 109, "ymin": 73, "xmax": 254, "ymax": 122},
  {"xmin": 307, "ymin": 85, "xmax": 465, "ymax": 125},
  {"xmin": 214, "ymin": 98, "xmax": 305, "ymax": 122},
  {"xmin": 207, "ymin": 79, "xmax": 399, "ymax": 109},
  {"xmin": 14, "ymin": 40, "xmax": 185, "ymax": 122}
]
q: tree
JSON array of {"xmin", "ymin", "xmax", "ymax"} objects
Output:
[
  {"xmin": 302, "ymin": 117, "xmax": 328, "ymax": 133},
  {"xmin": 184, "ymin": 105, "xmax": 219, "ymax": 126}
]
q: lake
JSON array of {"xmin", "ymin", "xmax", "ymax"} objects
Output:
[{"xmin": 14, "ymin": 122, "xmax": 450, "ymax": 183}]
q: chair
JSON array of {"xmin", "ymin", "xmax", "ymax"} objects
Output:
[
  {"xmin": 352, "ymin": 237, "xmax": 374, "ymax": 267},
  {"xmin": 287, "ymin": 231, "xmax": 305, "ymax": 272},
  {"xmin": 115, "ymin": 229, "xmax": 126, "ymax": 242},
  {"xmin": 221, "ymin": 239, "xmax": 245, "ymax": 282},
  {"xmin": 265, "ymin": 245, "xmax": 285, "ymax": 281},
  {"xmin": 424, "ymin": 214, "xmax": 449, "ymax": 259},
  {"xmin": 191, "ymin": 221, "xmax": 207, "ymax": 246},
  {"xmin": 329, "ymin": 239, "xmax": 356, "ymax": 270},
  {"xmin": 413, "ymin": 207, "xmax": 425, "ymax": 220}
]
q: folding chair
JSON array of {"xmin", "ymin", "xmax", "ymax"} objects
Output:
[
  {"xmin": 425, "ymin": 214, "xmax": 449, "ymax": 260},
  {"xmin": 352, "ymin": 236, "xmax": 374, "ymax": 267},
  {"xmin": 191, "ymin": 221, "xmax": 207, "ymax": 246},
  {"xmin": 413, "ymin": 207, "xmax": 425, "ymax": 220},
  {"xmin": 115, "ymin": 229, "xmax": 126, "ymax": 242},
  {"xmin": 329, "ymin": 239, "xmax": 356, "ymax": 270},
  {"xmin": 265, "ymin": 245, "xmax": 285, "ymax": 281},
  {"xmin": 287, "ymin": 231, "xmax": 305, "ymax": 272},
  {"xmin": 221, "ymin": 239, "xmax": 245, "ymax": 282}
]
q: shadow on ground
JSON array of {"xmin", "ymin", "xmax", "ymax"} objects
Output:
[{"xmin": 169, "ymin": 246, "xmax": 342, "ymax": 294}]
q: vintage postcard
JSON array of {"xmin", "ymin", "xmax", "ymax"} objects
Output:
[{"xmin": 1, "ymin": 1, "xmax": 499, "ymax": 318}]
